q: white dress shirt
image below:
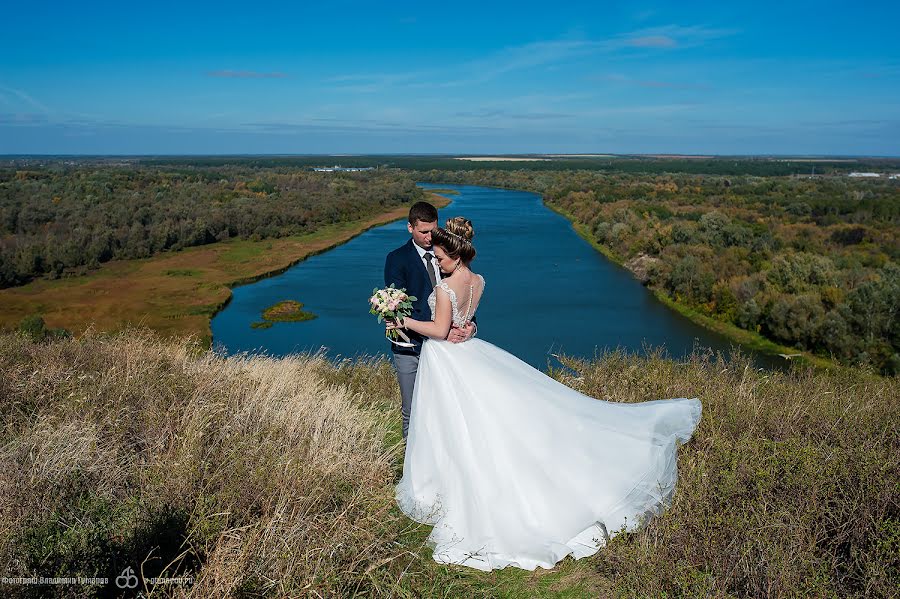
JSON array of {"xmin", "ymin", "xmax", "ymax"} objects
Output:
[{"xmin": 413, "ymin": 242, "xmax": 442, "ymax": 285}]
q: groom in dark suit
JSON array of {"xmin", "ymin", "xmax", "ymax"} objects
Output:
[{"xmin": 385, "ymin": 201, "xmax": 476, "ymax": 439}]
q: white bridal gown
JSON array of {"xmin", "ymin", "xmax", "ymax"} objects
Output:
[{"xmin": 395, "ymin": 276, "xmax": 702, "ymax": 572}]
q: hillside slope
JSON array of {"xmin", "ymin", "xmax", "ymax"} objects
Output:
[{"xmin": 0, "ymin": 331, "xmax": 896, "ymax": 597}]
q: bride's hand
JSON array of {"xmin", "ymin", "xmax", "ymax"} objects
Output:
[{"xmin": 385, "ymin": 317, "xmax": 405, "ymax": 331}]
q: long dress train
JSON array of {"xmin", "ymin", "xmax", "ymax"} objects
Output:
[{"xmin": 395, "ymin": 276, "xmax": 702, "ymax": 571}]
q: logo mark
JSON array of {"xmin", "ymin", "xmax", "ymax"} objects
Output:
[{"xmin": 115, "ymin": 566, "xmax": 139, "ymax": 589}]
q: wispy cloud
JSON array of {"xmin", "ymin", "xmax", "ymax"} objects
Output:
[
  {"xmin": 392, "ymin": 39, "xmax": 607, "ymax": 91},
  {"xmin": 582, "ymin": 103, "xmax": 702, "ymax": 117},
  {"xmin": 454, "ymin": 108, "xmax": 574, "ymax": 121},
  {"xmin": 480, "ymin": 24, "xmax": 735, "ymax": 78},
  {"xmin": 469, "ymin": 39, "xmax": 603, "ymax": 79},
  {"xmin": 598, "ymin": 73, "xmax": 709, "ymax": 90},
  {"xmin": 326, "ymin": 71, "xmax": 427, "ymax": 93},
  {"xmin": 329, "ymin": 24, "xmax": 735, "ymax": 93},
  {"xmin": 0, "ymin": 86, "xmax": 51, "ymax": 113},
  {"xmin": 0, "ymin": 113, "xmax": 48, "ymax": 124},
  {"xmin": 207, "ymin": 70, "xmax": 289, "ymax": 79},
  {"xmin": 855, "ymin": 63, "xmax": 900, "ymax": 79},
  {"xmin": 239, "ymin": 119, "xmax": 503, "ymax": 136},
  {"xmin": 627, "ymin": 35, "xmax": 677, "ymax": 48},
  {"xmin": 619, "ymin": 25, "xmax": 735, "ymax": 50}
]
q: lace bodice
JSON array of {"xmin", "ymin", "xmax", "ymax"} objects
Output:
[{"xmin": 427, "ymin": 275, "xmax": 485, "ymax": 328}]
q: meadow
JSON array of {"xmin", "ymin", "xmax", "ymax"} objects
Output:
[{"xmin": 0, "ymin": 329, "xmax": 896, "ymax": 597}]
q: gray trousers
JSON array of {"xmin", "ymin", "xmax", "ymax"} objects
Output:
[{"xmin": 392, "ymin": 353, "xmax": 419, "ymax": 439}]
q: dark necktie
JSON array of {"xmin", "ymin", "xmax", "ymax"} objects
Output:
[{"xmin": 423, "ymin": 252, "xmax": 437, "ymax": 288}]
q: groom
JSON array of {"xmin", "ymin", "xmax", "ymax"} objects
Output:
[{"xmin": 385, "ymin": 201, "xmax": 476, "ymax": 439}]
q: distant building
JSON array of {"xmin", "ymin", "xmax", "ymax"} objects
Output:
[
  {"xmin": 889, "ymin": 174, "xmax": 900, "ymax": 180},
  {"xmin": 312, "ymin": 165, "xmax": 374, "ymax": 172},
  {"xmin": 848, "ymin": 172, "xmax": 881, "ymax": 178}
]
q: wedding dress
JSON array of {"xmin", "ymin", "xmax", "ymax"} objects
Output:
[{"xmin": 395, "ymin": 275, "xmax": 702, "ymax": 572}]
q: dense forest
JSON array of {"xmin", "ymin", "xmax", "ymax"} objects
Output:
[
  {"xmin": 0, "ymin": 166, "xmax": 423, "ymax": 287},
  {"xmin": 414, "ymin": 169, "xmax": 900, "ymax": 374}
]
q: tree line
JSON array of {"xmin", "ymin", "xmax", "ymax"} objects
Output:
[
  {"xmin": 414, "ymin": 169, "xmax": 900, "ymax": 374},
  {"xmin": 0, "ymin": 166, "xmax": 423, "ymax": 288}
]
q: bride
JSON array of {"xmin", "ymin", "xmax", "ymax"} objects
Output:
[{"xmin": 387, "ymin": 216, "xmax": 702, "ymax": 572}]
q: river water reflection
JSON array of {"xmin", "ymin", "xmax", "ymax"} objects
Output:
[{"xmin": 211, "ymin": 184, "xmax": 782, "ymax": 370}]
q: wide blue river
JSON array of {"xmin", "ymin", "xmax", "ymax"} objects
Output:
[{"xmin": 211, "ymin": 184, "xmax": 780, "ymax": 369}]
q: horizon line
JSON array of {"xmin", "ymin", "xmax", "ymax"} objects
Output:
[{"xmin": 2, "ymin": 153, "xmax": 899, "ymax": 159}]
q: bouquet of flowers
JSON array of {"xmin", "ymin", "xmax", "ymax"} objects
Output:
[{"xmin": 369, "ymin": 284, "xmax": 417, "ymax": 347}]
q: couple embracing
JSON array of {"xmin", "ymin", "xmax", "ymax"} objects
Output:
[{"xmin": 383, "ymin": 200, "xmax": 702, "ymax": 572}]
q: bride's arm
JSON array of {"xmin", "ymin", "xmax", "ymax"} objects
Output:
[{"xmin": 396, "ymin": 288, "xmax": 453, "ymax": 340}]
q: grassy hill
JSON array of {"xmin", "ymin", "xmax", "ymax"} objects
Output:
[{"xmin": 0, "ymin": 330, "xmax": 896, "ymax": 597}]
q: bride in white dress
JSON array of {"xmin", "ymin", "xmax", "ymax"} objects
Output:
[{"xmin": 388, "ymin": 217, "xmax": 702, "ymax": 572}]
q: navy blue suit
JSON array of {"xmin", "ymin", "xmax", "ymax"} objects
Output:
[{"xmin": 384, "ymin": 239, "xmax": 435, "ymax": 356}]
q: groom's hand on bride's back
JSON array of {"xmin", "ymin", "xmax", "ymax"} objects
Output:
[{"xmin": 447, "ymin": 321, "xmax": 476, "ymax": 343}]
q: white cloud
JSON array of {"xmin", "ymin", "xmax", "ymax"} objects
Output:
[{"xmin": 326, "ymin": 24, "xmax": 736, "ymax": 94}]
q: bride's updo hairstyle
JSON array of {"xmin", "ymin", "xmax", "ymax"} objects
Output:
[{"xmin": 432, "ymin": 216, "xmax": 476, "ymax": 264}]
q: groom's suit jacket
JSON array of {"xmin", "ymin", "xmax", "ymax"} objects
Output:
[{"xmin": 384, "ymin": 239, "xmax": 435, "ymax": 356}]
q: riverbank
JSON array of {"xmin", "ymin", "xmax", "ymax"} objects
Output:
[
  {"xmin": 0, "ymin": 192, "xmax": 451, "ymax": 348},
  {"xmin": 544, "ymin": 202, "xmax": 840, "ymax": 371}
]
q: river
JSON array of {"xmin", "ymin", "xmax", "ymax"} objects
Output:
[{"xmin": 211, "ymin": 184, "xmax": 782, "ymax": 370}]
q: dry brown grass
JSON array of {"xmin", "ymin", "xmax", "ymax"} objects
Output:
[
  {"xmin": 552, "ymin": 347, "xmax": 900, "ymax": 597},
  {"xmin": 0, "ymin": 332, "xmax": 897, "ymax": 598},
  {"xmin": 0, "ymin": 328, "xmax": 406, "ymax": 597}
]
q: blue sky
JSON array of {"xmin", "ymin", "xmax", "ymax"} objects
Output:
[{"xmin": 1, "ymin": 1, "xmax": 898, "ymax": 155}]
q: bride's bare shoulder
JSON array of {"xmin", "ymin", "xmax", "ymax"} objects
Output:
[
  {"xmin": 438, "ymin": 274, "xmax": 475, "ymax": 298},
  {"xmin": 453, "ymin": 271, "xmax": 482, "ymax": 287}
]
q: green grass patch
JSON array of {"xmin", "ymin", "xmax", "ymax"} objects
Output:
[
  {"xmin": 186, "ymin": 304, "xmax": 220, "ymax": 317},
  {"xmin": 219, "ymin": 242, "xmax": 268, "ymax": 263},
  {"xmin": 163, "ymin": 268, "xmax": 201, "ymax": 277}
]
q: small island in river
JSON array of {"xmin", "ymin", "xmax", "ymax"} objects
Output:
[{"xmin": 251, "ymin": 300, "xmax": 317, "ymax": 329}]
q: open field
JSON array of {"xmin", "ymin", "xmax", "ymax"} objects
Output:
[
  {"xmin": 453, "ymin": 157, "xmax": 551, "ymax": 161},
  {"xmin": 0, "ymin": 193, "xmax": 450, "ymax": 347},
  {"xmin": 642, "ymin": 154, "xmax": 715, "ymax": 159},
  {"xmin": 543, "ymin": 154, "xmax": 616, "ymax": 158}
]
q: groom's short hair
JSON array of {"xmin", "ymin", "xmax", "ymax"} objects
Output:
[{"xmin": 408, "ymin": 201, "xmax": 438, "ymax": 226}]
